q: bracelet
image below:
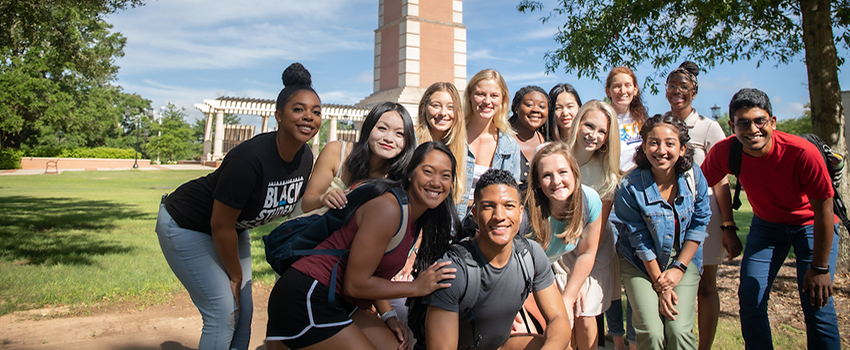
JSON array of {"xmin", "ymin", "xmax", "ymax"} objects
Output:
[
  {"xmin": 671, "ymin": 260, "xmax": 688, "ymax": 272},
  {"xmin": 380, "ymin": 309, "xmax": 398, "ymax": 322},
  {"xmin": 811, "ymin": 265, "xmax": 830, "ymax": 274},
  {"xmin": 720, "ymin": 224, "xmax": 739, "ymax": 231}
]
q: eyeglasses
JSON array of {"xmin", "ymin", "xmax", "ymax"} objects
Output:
[
  {"xmin": 665, "ymin": 84, "xmax": 692, "ymax": 93},
  {"xmin": 733, "ymin": 117, "xmax": 770, "ymax": 130}
]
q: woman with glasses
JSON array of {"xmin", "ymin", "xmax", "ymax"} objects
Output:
[{"xmin": 664, "ymin": 61, "xmax": 735, "ymax": 350}]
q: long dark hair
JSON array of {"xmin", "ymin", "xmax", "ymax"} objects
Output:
[
  {"xmin": 548, "ymin": 83, "xmax": 582, "ymax": 141},
  {"xmin": 343, "ymin": 102, "xmax": 417, "ymax": 183},
  {"xmin": 404, "ymin": 142, "xmax": 464, "ymax": 274},
  {"xmin": 634, "ymin": 113, "xmax": 695, "ymax": 174}
]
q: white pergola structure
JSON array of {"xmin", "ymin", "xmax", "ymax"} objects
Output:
[{"xmin": 194, "ymin": 96, "xmax": 370, "ymax": 162}]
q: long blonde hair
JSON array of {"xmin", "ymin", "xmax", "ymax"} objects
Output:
[
  {"xmin": 526, "ymin": 142, "xmax": 585, "ymax": 250},
  {"xmin": 416, "ymin": 82, "xmax": 467, "ymax": 204},
  {"xmin": 463, "ymin": 69, "xmax": 515, "ymax": 136},
  {"xmin": 565, "ymin": 100, "xmax": 623, "ymax": 199}
]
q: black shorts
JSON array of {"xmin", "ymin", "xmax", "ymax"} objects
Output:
[{"xmin": 266, "ymin": 268, "xmax": 357, "ymax": 349}]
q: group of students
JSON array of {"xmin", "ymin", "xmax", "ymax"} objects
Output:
[{"xmin": 155, "ymin": 61, "xmax": 841, "ymax": 350}]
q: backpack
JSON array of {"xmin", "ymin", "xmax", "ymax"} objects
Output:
[
  {"xmin": 408, "ymin": 234, "xmax": 536, "ymax": 349},
  {"xmin": 728, "ymin": 134, "xmax": 850, "ymax": 231},
  {"xmin": 262, "ymin": 183, "xmax": 410, "ymax": 303}
]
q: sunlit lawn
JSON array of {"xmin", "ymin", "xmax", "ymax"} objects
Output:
[
  {"xmin": 0, "ymin": 172, "xmax": 813, "ymax": 348},
  {"xmin": 0, "ymin": 169, "xmax": 282, "ymax": 316}
]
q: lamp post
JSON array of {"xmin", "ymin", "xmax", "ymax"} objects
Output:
[
  {"xmin": 711, "ymin": 104, "xmax": 721, "ymax": 120},
  {"xmin": 125, "ymin": 106, "xmax": 140, "ymax": 169}
]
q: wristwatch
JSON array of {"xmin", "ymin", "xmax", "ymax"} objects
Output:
[
  {"xmin": 811, "ymin": 265, "xmax": 830, "ymax": 274},
  {"xmin": 670, "ymin": 260, "xmax": 688, "ymax": 272}
]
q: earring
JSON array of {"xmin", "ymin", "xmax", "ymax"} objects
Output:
[{"xmin": 599, "ymin": 143, "xmax": 609, "ymax": 153}]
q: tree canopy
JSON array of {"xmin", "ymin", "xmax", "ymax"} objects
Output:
[
  {"xmin": 517, "ymin": 0, "xmax": 849, "ymax": 87},
  {"xmin": 0, "ymin": 0, "xmax": 146, "ymax": 149}
]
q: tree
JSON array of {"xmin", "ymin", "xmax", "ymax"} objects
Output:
[
  {"xmin": 518, "ymin": 0, "xmax": 850, "ymax": 269},
  {"xmin": 776, "ymin": 105, "xmax": 814, "ymax": 135},
  {"xmin": 0, "ymin": 0, "xmax": 144, "ymax": 149},
  {"xmin": 146, "ymin": 103, "xmax": 197, "ymax": 162}
]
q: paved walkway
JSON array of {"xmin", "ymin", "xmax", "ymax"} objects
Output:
[{"xmin": 0, "ymin": 164, "xmax": 215, "ymax": 176}]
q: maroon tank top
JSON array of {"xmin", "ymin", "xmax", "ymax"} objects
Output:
[{"xmin": 292, "ymin": 213, "xmax": 415, "ymax": 309}]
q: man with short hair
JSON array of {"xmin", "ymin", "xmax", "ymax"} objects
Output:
[
  {"xmin": 701, "ymin": 88, "xmax": 841, "ymax": 349},
  {"xmin": 415, "ymin": 169, "xmax": 570, "ymax": 350}
]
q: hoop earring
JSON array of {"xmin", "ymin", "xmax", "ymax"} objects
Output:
[{"xmin": 599, "ymin": 143, "xmax": 609, "ymax": 153}]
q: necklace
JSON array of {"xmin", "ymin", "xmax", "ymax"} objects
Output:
[{"xmin": 516, "ymin": 130, "xmax": 542, "ymax": 143}]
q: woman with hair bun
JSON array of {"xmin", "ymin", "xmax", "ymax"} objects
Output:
[
  {"xmin": 155, "ymin": 62, "xmax": 321, "ymax": 350},
  {"xmin": 665, "ymin": 61, "xmax": 733, "ymax": 350},
  {"xmin": 615, "ymin": 113, "xmax": 710, "ymax": 350}
]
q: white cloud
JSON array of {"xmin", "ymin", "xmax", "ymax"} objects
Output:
[
  {"xmin": 355, "ymin": 70, "xmax": 373, "ymax": 83},
  {"xmin": 109, "ymin": 0, "xmax": 375, "ymax": 73},
  {"xmin": 781, "ymin": 102, "xmax": 806, "ymax": 118}
]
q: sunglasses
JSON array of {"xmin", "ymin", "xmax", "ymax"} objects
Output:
[{"xmin": 733, "ymin": 117, "xmax": 770, "ymax": 130}]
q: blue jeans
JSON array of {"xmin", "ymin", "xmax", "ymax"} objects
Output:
[
  {"xmin": 739, "ymin": 215, "xmax": 840, "ymax": 350},
  {"xmin": 156, "ymin": 204, "xmax": 253, "ymax": 350}
]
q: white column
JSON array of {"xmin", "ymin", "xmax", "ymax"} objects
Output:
[
  {"xmin": 203, "ymin": 112, "xmax": 213, "ymax": 161},
  {"xmin": 329, "ymin": 115, "xmax": 338, "ymax": 142},
  {"xmin": 261, "ymin": 115, "xmax": 269, "ymax": 133},
  {"xmin": 213, "ymin": 110, "xmax": 225, "ymax": 160}
]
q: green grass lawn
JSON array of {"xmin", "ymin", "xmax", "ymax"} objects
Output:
[
  {"xmin": 0, "ymin": 172, "xmax": 811, "ymax": 349},
  {"xmin": 0, "ymin": 170, "xmax": 282, "ymax": 316}
]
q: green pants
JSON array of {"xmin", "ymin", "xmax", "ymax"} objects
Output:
[{"xmin": 619, "ymin": 253, "xmax": 700, "ymax": 350}]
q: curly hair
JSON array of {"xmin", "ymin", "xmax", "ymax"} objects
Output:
[
  {"xmin": 667, "ymin": 61, "xmax": 700, "ymax": 94},
  {"xmin": 508, "ymin": 85, "xmax": 550, "ymax": 139},
  {"xmin": 633, "ymin": 113, "xmax": 695, "ymax": 174}
]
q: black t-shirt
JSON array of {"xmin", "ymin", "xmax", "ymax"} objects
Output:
[{"xmin": 164, "ymin": 132, "xmax": 313, "ymax": 234}]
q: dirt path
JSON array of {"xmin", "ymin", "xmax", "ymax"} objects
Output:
[
  {"xmin": 1, "ymin": 259, "xmax": 847, "ymax": 349},
  {"xmin": 0, "ymin": 285, "xmax": 272, "ymax": 350}
]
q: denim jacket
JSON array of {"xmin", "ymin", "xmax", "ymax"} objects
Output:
[
  {"xmin": 615, "ymin": 166, "xmax": 711, "ymax": 275},
  {"xmin": 457, "ymin": 131, "xmax": 521, "ymax": 218}
]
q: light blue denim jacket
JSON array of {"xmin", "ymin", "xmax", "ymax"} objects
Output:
[
  {"xmin": 615, "ymin": 165, "xmax": 711, "ymax": 275},
  {"xmin": 457, "ymin": 131, "xmax": 521, "ymax": 218}
]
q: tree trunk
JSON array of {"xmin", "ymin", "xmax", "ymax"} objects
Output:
[{"xmin": 800, "ymin": 0, "xmax": 849, "ymax": 272}]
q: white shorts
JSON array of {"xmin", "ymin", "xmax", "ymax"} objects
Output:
[{"xmin": 703, "ymin": 188, "xmax": 727, "ymax": 266}]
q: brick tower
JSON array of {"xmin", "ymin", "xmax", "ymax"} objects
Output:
[{"xmin": 357, "ymin": 0, "xmax": 467, "ymax": 117}]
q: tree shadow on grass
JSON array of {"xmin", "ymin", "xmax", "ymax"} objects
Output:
[{"xmin": 0, "ymin": 196, "xmax": 146, "ymax": 265}]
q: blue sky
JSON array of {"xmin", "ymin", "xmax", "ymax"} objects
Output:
[{"xmin": 107, "ymin": 0, "xmax": 849, "ymax": 130}]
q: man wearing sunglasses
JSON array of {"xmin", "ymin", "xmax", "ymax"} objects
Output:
[{"xmin": 700, "ymin": 88, "xmax": 840, "ymax": 350}]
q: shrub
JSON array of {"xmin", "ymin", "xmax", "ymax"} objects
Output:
[
  {"xmin": 59, "ymin": 147, "xmax": 136, "ymax": 159},
  {"xmin": 18, "ymin": 147, "xmax": 138, "ymax": 160},
  {"xmin": 0, "ymin": 148, "xmax": 24, "ymax": 169}
]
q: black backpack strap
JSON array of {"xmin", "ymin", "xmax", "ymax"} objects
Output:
[
  {"xmin": 728, "ymin": 138, "xmax": 744, "ymax": 210},
  {"xmin": 512, "ymin": 234, "xmax": 535, "ymax": 301},
  {"xmin": 449, "ymin": 240, "xmax": 483, "ymax": 348}
]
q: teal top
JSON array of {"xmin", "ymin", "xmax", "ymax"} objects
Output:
[{"xmin": 545, "ymin": 184, "xmax": 601, "ymax": 263}]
